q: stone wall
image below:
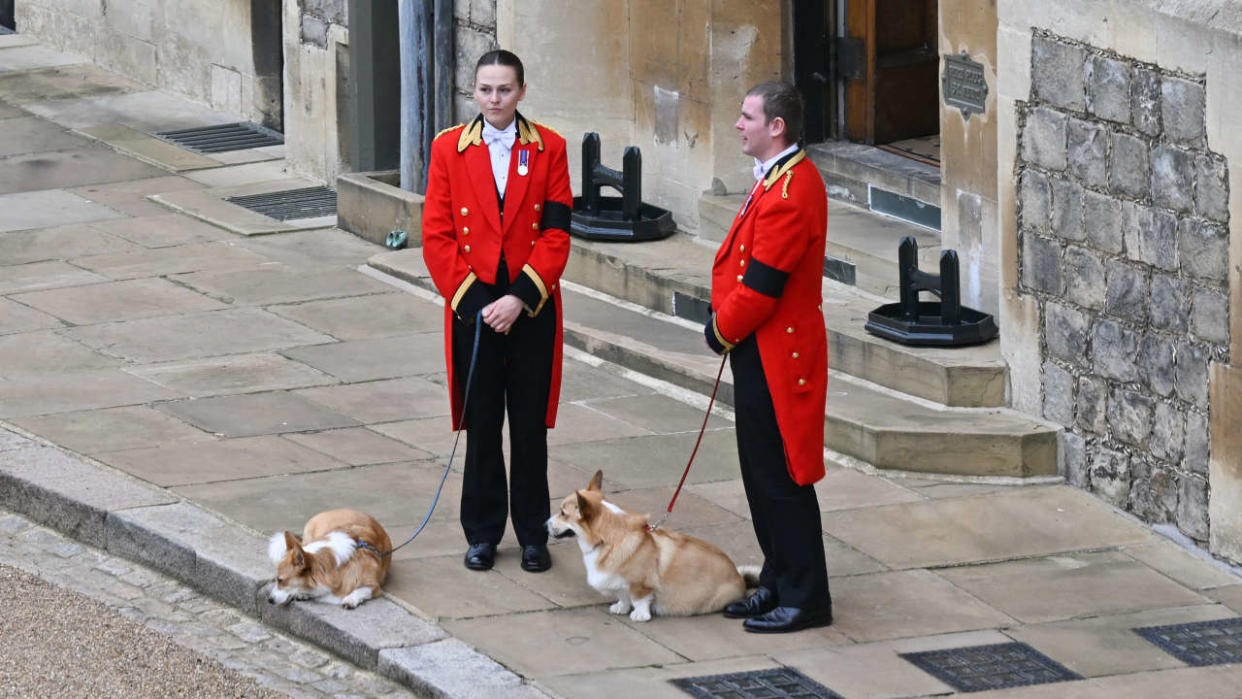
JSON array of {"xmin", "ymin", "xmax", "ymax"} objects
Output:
[
  {"xmin": 16, "ymin": 0, "xmax": 281, "ymax": 129},
  {"xmin": 1015, "ymin": 31, "xmax": 1230, "ymax": 542}
]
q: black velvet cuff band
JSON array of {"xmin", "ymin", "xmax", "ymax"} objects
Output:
[
  {"xmin": 540, "ymin": 201, "xmax": 572, "ymax": 231},
  {"xmin": 742, "ymin": 258, "xmax": 790, "ymax": 298}
]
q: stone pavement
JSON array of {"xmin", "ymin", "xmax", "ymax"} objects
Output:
[{"xmin": 5, "ymin": 34, "xmax": 1242, "ymax": 698}]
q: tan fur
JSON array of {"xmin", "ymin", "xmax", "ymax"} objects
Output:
[
  {"xmin": 269, "ymin": 509, "xmax": 391, "ymax": 609},
  {"xmin": 548, "ymin": 471, "xmax": 758, "ymax": 620}
]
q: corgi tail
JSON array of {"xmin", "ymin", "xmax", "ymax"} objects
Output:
[{"xmin": 737, "ymin": 564, "xmax": 762, "ymax": 587}]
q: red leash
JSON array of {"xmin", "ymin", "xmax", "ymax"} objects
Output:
[{"xmin": 648, "ymin": 355, "xmax": 728, "ymax": 532}]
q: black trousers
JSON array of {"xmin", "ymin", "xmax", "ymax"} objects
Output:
[
  {"xmin": 730, "ymin": 336, "xmax": 831, "ymax": 610},
  {"xmin": 451, "ymin": 280, "xmax": 555, "ymax": 548}
]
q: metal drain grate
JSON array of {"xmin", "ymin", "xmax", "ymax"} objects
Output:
[
  {"xmin": 226, "ymin": 186, "xmax": 337, "ymax": 221},
  {"xmin": 900, "ymin": 642, "xmax": 1081, "ymax": 693},
  {"xmin": 670, "ymin": 668, "xmax": 841, "ymax": 699},
  {"xmin": 155, "ymin": 122, "xmax": 283, "ymax": 153},
  {"xmin": 1135, "ymin": 617, "xmax": 1242, "ymax": 666}
]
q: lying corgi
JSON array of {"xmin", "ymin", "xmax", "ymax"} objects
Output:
[
  {"xmin": 266, "ymin": 508, "xmax": 392, "ymax": 609},
  {"xmin": 547, "ymin": 470, "xmax": 759, "ymax": 621}
]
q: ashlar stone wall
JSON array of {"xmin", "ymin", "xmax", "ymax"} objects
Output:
[{"xmin": 1016, "ymin": 31, "xmax": 1230, "ymax": 543}]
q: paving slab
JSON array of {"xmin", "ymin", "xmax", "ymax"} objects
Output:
[
  {"xmin": 267, "ymin": 293, "xmax": 443, "ymax": 341},
  {"xmin": 293, "ymin": 377, "xmax": 451, "ymax": 423},
  {"xmin": 97, "ymin": 435, "xmax": 345, "ymax": 488},
  {"xmin": 0, "ymin": 330, "xmax": 124, "ymax": 373},
  {"xmin": 936, "ymin": 551, "xmax": 1212, "ymax": 624},
  {"xmin": 969, "ymin": 664, "xmax": 1242, "ymax": 698},
  {"xmin": 0, "ymin": 35, "xmax": 39, "ymax": 49},
  {"xmin": 0, "ymin": 147, "xmax": 166, "ymax": 194},
  {"xmin": 171, "ymin": 460, "xmax": 458, "ymax": 536},
  {"xmin": 0, "ymin": 115, "xmax": 93, "ymax": 156},
  {"xmin": 0, "ymin": 223, "xmax": 140, "ymax": 265},
  {"xmin": 490, "ymin": 543, "xmax": 614, "ymax": 609},
  {"xmin": 126, "ymin": 352, "xmax": 337, "ymax": 398},
  {"xmin": 387, "ymin": 554, "xmax": 559, "ymax": 619},
  {"xmin": 578, "ymin": 393, "xmax": 733, "ymax": 434},
  {"xmin": 13, "ymin": 277, "xmax": 226, "ymax": 324},
  {"xmin": 0, "ymin": 64, "xmax": 140, "ymax": 104},
  {"xmin": 175, "ymin": 265, "xmax": 391, "ymax": 307},
  {"xmin": 105, "ymin": 501, "xmax": 272, "ymax": 614},
  {"xmin": 771, "ymin": 630, "xmax": 1009, "ymax": 699},
  {"xmin": 0, "ymin": 189, "xmax": 125, "ymax": 233},
  {"xmin": 615, "ymin": 608, "xmax": 851, "ymax": 663},
  {"xmin": 279, "ymin": 333, "xmax": 445, "ymax": 383},
  {"xmin": 601, "ymin": 486, "xmax": 745, "ymax": 530},
  {"xmin": 157, "ymin": 391, "xmax": 362, "ymax": 438},
  {"xmin": 539, "ymin": 655, "xmax": 782, "ymax": 699},
  {"xmin": 86, "ymin": 212, "xmax": 232, "ymax": 250},
  {"xmin": 558, "ymin": 359, "xmax": 659, "ymax": 402},
  {"xmin": 10, "ymin": 405, "xmax": 214, "ymax": 454},
  {"xmin": 679, "ymin": 518, "xmax": 888, "ymax": 577},
  {"xmin": 546, "ymin": 402, "xmax": 655, "ymax": 446},
  {"xmin": 77, "ymin": 123, "xmax": 220, "ymax": 171},
  {"xmin": 0, "ymin": 296, "xmax": 62, "ymax": 334},
  {"xmin": 551, "ymin": 431, "xmax": 741, "ymax": 489},
  {"xmin": 22, "ymin": 89, "xmax": 236, "ymax": 131},
  {"xmin": 68, "ymin": 177, "xmax": 208, "ymax": 220},
  {"xmin": 0, "ymin": 444, "xmax": 175, "ymax": 548},
  {"xmin": 1005, "ymin": 604, "xmax": 1236, "ymax": 678},
  {"xmin": 150, "ymin": 177, "xmax": 335, "ymax": 236},
  {"xmin": 0, "ymin": 99, "xmax": 25, "ymax": 118},
  {"xmin": 371, "ymin": 416, "xmax": 474, "ymax": 459},
  {"xmin": 68, "ymin": 240, "xmax": 271, "ymax": 280},
  {"xmin": 64, "ymin": 307, "xmax": 336, "ymax": 363},
  {"xmin": 820, "ymin": 486, "xmax": 1154, "ymax": 569},
  {"xmin": 1121, "ymin": 538, "xmax": 1242, "ymax": 590},
  {"xmin": 182, "ymin": 161, "xmax": 295, "ymax": 188},
  {"xmin": 1204, "ymin": 583, "xmax": 1242, "ymax": 612},
  {"xmin": 378, "ymin": 639, "xmax": 539, "ymax": 699},
  {"xmin": 232, "ymin": 228, "xmax": 382, "ymax": 270},
  {"xmin": 0, "ymin": 369, "xmax": 177, "ymax": 417},
  {"xmin": 442, "ymin": 606, "xmax": 685, "ymax": 677},
  {"xmin": 813, "ymin": 466, "xmax": 926, "ymax": 512},
  {"xmin": 829, "ymin": 569, "xmax": 1015, "ymax": 642},
  {"xmin": 281, "ymin": 427, "xmax": 432, "ymax": 467},
  {"xmin": 0, "ymin": 44, "xmax": 86, "ymax": 72}
]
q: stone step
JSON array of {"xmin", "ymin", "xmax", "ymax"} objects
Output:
[
  {"xmin": 366, "ymin": 249, "xmax": 1055, "ymax": 479},
  {"xmin": 806, "ymin": 140, "xmax": 941, "ymax": 211},
  {"xmin": 696, "ymin": 191, "xmax": 942, "ymax": 298}
]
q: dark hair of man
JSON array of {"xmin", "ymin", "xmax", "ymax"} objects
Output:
[
  {"xmin": 476, "ymin": 49, "xmax": 525, "ymax": 86},
  {"xmin": 747, "ymin": 81, "xmax": 804, "ymax": 145}
]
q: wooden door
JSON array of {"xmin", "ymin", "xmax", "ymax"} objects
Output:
[{"xmin": 844, "ymin": 0, "xmax": 939, "ymax": 144}]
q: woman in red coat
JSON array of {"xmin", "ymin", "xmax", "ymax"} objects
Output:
[{"xmin": 421, "ymin": 50, "xmax": 572, "ymax": 573}]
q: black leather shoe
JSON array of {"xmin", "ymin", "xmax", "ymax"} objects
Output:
[
  {"xmin": 464, "ymin": 542, "xmax": 496, "ymax": 571},
  {"xmin": 520, "ymin": 544, "xmax": 551, "ymax": 572},
  {"xmin": 742, "ymin": 605, "xmax": 833, "ymax": 633},
  {"xmin": 723, "ymin": 586, "xmax": 778, "ymax": 619}
]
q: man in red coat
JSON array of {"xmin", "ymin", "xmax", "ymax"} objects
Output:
[{"xmin": 705, "ymin": 81, "xmax": 832, "ymax": 633}]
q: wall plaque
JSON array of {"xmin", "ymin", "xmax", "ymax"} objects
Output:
[{"xmin": 942, "ymin": 51, "xmax": 988, "ymax": 119}]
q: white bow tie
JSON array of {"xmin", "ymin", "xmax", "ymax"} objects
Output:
[{"xmin": 482, "ymin": 125, "xmax": 516, "ymax": 150}]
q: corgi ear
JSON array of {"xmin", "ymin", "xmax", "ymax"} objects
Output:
[
  {"xmin": 283, "ymin": 531, "xmax": 306, "ymax": 568},
  {"xmin": 587, "ymin": 470, "xmax": 603, "ymax": 492},
  {"xmin": 575, "ymin": 491, "xmax": 592, "ymax": 517}
]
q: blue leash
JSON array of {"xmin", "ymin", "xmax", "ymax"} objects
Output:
[{"xmin": 368, "ymin": 310, "xmax": 484, "ymax": 558}]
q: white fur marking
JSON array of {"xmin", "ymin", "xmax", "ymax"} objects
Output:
[
  {"xmin": 630, "ymin": 594, "xmax": 653, "ymax": 622},
  {"xmin": 609, "ymin": 590, "xmax": 632, "ymax": 615},
  {"xmin": 304, "ymin": 531, "xmax": 356, "ymax": 567},
  {"xmin": 267, "ymin": 532, "xmax": 289, "ymax": 564},
  {"xmin": 582, "ymin": 547, "xmax": 627, "ymax": 593},
  {"xmin": 601, "ymin": 499, "xmax": 625, "ymax": 515},
  {"xmin": 341, "ymin": 586, "xmax": 374, "ymax": 609}
]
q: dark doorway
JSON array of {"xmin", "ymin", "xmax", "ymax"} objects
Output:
[
  {"xmin": 251, "ymin": 0, "xmax": 284, "ymax": 132},
  {"xmin": 794, "ymin": 2, "xmax": 835, "ymax": 144},
  {"xmin": 1, "ymin": 0, "xmax": 15, "ymax": 31},
  {"xmin": 843, "ymin": 0, "xmax": 939, "ymax": 146}
]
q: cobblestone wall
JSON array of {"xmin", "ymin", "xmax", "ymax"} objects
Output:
[
  {"xmin": 453, "ymin": 0, "xmax": 499, "ymax": 121},
  {"xmin": 1016, "ymin": 31, "xmax": 1231, "ymax": 543}
]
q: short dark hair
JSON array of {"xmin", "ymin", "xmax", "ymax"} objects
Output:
[
  {"xmin": 476, "ymin": 49, "xmax": 525, "ymax": 86},
  {"xmin": 747, "ymin": 81, "xmax": 804, "ymax": 145}
]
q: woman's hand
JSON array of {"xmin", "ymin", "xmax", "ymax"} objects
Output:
[{"xmin": 482, "ymin": 294, "xmax": 525, "ymax": 334}]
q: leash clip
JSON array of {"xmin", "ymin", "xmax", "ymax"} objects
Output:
[{"xmin": 646, "ymin": 515, "xmax": 667, "ymax": 533}]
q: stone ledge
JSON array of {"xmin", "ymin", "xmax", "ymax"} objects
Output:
[
  {"xmin": 379, "ymin": 639, "xmax": 549, "ymax": 698},
  {"xmin": 337, "ymin": 170, "xmax": 425, "ymax": 248}
]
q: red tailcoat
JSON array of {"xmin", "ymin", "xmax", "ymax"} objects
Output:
[
  {"xmin": 422, "ymin": 113, "xmax": 572, "ymax": 428},
  {"xmin": 708, "ymin": 151, "xmax": 829, "ymax": 485}
]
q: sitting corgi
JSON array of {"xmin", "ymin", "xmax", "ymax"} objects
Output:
[
  {"xmin": 266, "ymin": 508, "xmax": 392, "ymax": 609},
  {"xmin": 546, "ymin": 470, "xmax": 759, "ymax": 621}
]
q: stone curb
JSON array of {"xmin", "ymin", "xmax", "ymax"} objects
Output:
[{"xmin": 0, "ymin": 425, "xmax": 550, "ymax": 698}]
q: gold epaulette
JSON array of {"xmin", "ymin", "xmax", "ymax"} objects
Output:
[
  {"xmin": 456, "ymin": 116, "xmax": 484, "ymax": 152},
  {"xmin": 516, "ymin": 113, "xmax": 545, "ymax": 152},
  {"xmin": 435, "ymin": 123, "xmax": 464, "ymax": 141},
  {"xmin": 763, "ymin": 150, "xmax": 806, "ymax": 191}
]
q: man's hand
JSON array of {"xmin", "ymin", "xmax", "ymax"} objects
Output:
[{"xmin": 482, "ymin": 294, "xmax": 525, "ymax": 334}]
